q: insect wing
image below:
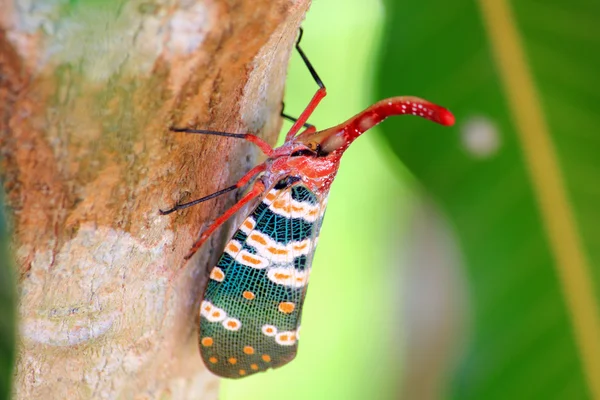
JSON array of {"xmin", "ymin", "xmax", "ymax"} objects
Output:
[{"xmin": 199, "ymin": 182, "xmax": 327, "ymax": 378}]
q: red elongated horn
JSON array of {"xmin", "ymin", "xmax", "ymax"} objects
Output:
[
  {"xmin": 345, "ymin": 96, "xmax": 455, "ymax": 141},
  {"xmin": 306, "ymin": 97, "xmax": 455, "ymax": 155}
]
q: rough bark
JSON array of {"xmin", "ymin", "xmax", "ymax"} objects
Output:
[{"xmin": 0, "ymin": 0, "xmax": 310, "ymax": 398}]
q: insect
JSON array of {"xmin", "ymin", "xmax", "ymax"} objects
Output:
[{"xmin": 161, "ymin": 29, "xmax": 455, "ymax": 378}]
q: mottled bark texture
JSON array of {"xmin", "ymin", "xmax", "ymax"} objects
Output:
[{"xmin": 0, "ymin": 0, "xmax": 310, "ymax": 398}]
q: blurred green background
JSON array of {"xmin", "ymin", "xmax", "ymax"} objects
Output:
[
  {"xmin": 0, "ymin": 192, "xmax": 16, "ymax": 400},
  {"xmin": 224, "ymin": 0, "xmax": 600, "ymax": 399}
]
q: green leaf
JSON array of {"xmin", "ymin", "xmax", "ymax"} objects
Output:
[
  {"xmin": 0, "ymin": 193, "xmax": 16, "ymax": 400},
  {"xmin": 377, "ymin": 0, "xmax": 600, "ymax": 398}
]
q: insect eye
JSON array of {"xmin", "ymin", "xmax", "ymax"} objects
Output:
[
  {"xmin": 290, "ymin": 149, "xmax": 315, "ymax": 157},
  {"xmin": 314, "ymin": 143, "xmax": 326, "ymax": 156}
]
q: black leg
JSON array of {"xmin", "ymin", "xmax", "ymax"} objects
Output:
[
  {"xmin": 169, "ymin": 127, "xmax": 247, "ymax": 138},
  {"xmin": 159, "ymin": 185, "xmax": 237, "ymax": 215},
  {"xmin": 295, "ymin": 28, "xmax": 325, "ymax": 89}
]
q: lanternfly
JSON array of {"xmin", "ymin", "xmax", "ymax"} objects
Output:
[{"xmin": 161, "ymin": 29, "xmax": 455, "ymax": 378}]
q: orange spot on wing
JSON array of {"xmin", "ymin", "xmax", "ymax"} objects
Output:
[
  {"xmin": 280, "ymin": 334, "xmax": 289, "ymax": 341},
  {"xmin": 265, "ymin": 192, "xmax": 277, "ymax": 201},
  {"xmin": 250, "ymin": 364, "xmax": 259, "ymax": 371},
  {"xmin": 274, "ymin": 272, "xmax": 291, "ymax": 280},
  {"xmin": 242, "ymin": 254, "xmax": 262, "ymax": 265},
  {"xmin": 262, "ymin": 354, "xmax": 271, "ymax": 362},
  {"xmin": 211, "ymin": 311, "xmax": 221, "ymax": 318},
  {"xmin": 243, "ymin": 346, "xmax": 254, "ymax": 355},
  {"xmin": 227, "ymin": 242, "xmax": 240, "ymax": 253},
  {"xmin": 250, "ymin": 234, "xmax": 267, "ymax": 245},
  {"xmin": 201, "ymin": 337, "xmax": 213, "ymax": 347},
  {"xmin": 243, "ymin": 291, "xmax": 255, "ymax": 300},
  {"xmin": 273, "ymin": 200, "xmax": 291, "ymax": 213},
  {"xmin": 209, "ymin": 357, "xmax": 218, "ymax": 364},
  {"xmin": 265, "ymin": 327, "xmax": 275, "ymax": 334},
  {"xmin": 239, "ymin": 369, "xmax": 246, "ymax": 376},
  {"xmin": 210, "ymin": 267, "xmax": 224, "ymax": 281},
  {"xmin": 243, "ymin": 220, "xmax": 254, "ymax": 229},
  {"xmin": 278, "ymin": 302, "xmax": 295, "ymax": 314},
  {"xmin": 226, "ymin": 320, "xmax": 239, "ymax": 329},
  {"xmin": 228, "ymin": 357, "xmax": 237, "ymax": 365},
  {"xmin": 268, "ymin": 247, "xmax": 288, "ymax": 255},
  {"xmin": 293, "ymin": 243, "xmax": 308, "ymax": 251}
]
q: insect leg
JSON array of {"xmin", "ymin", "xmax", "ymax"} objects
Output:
[
  {"xmin": 280, "ymin": 101, "xmax": 314, "ymax": 129},
  {"xmin": 284, "ymin": 28, "xmax": 328, "ymax": 141},
  {"xmin": 295, "ymin": 28, "xmax": 325, "ymax": 90},
  {"xmin": 160, "ymin": 163, "xmax": 267, "ymax": 215},
  {"xmin": 169, "ymin": 127, "xmax": 274, "ymax": 157},
  {"xmin": 184, "ymin": 179, "xmax": 266, "ymax": 259}
]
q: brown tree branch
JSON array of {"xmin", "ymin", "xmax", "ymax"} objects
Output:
[{"xmin": 0, "ymin": 0, "xmax": 311, "ymax": 398}]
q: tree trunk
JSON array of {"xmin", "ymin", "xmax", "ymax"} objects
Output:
[{"xmin": 0, "ymin": 0, "xmax": 310, "ymax": 398}]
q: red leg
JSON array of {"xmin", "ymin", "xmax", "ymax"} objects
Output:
[
  {"xmin": 234, "ymin": 163, "xmax": 267, "ymax": 188},
  {"xmin": 242, "ymin": 134, "xmax": 275, "ymax": 157},
  {"xmin": 284, "ymin": 87, "xmax": 327, "ymax": 141},
  {"xmin": 185, "ymin": 180, "xmax": 266, "ymax": 260}
]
